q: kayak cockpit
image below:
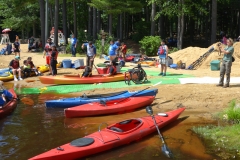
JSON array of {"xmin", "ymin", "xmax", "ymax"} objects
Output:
[{"xmin": 106, "ymin": 119, "xmax": 143, "ymax": 134}]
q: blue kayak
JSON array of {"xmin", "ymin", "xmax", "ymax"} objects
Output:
[
  {"xmin": 45, "ymin": 89, "xmax": 158, "ymax": 108},
  {"xmin": 0, "ymin": 68, "xmax": 9, "ymax": 74}
]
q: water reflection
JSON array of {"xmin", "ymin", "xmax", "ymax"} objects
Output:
[{"xmin": 0, "ymin": 91, "xmax": 231, "ymax": 160}]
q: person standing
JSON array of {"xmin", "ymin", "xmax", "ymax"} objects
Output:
[
  {"xmin": 50, "ymin": 45, "xmax": 58, "ymax": 76},
  {"xmin": 9, "ymin": 56, "xmax": 22, "ymax": 81},
  {"xmin": 43, "ymin": 38, "xmax": 54, "ymax": 74},
  {"xmin": 108, "ymin": 40, "xmax": 118, "ymax": 63},
  {"xmin": 157, "ymin": 40, "xmax": 168, "ymax": 76},
  {"xmin": 217, "ymin": 38, "xmax": 234, "ymax": 88},
  {"xmin": 115, "ymin": 39, "xmax": 121, "ymax": 56},
  {"xmin": 28, "ymin": 36, "xmax": 35, "ymax": 52},
  {"xmin": 71, "ymin": 34, "xmax": 77, "ymax": 57},
  {"xmin": 13, "ymin": 39, "xmax": 21, "ymax": 57},
  {"xmin": 120, "ymin": 42, "xmax": 127, "ymax": 60},
  {"xmin": 81, "ymin": 41, "xmax": 96, "ymax": 69}
]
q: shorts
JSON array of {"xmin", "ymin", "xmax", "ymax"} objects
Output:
[
  {"xmin": 46, "ymin": 56, "xmax": 50, "ymax": 65},
  {"xmin": 159, "ymin": 58, "xmax": 168, "ymax": 65}
]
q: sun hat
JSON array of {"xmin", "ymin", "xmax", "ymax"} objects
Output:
[{"xmin": 15, "ymin": 56, "xmax": 20, "ymax": 60}]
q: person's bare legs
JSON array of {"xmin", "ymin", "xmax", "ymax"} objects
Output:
[{"xmin": 12, "ymin": 69, "xmax": 18, "ymax": 81}]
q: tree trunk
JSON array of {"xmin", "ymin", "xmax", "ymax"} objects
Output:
[
  {"xmin": 39, "ymin": 0, "xmax": 45, "ymax": 47},
  {"xmin": 54, "ymin": 0, "xmax": 59, "ymax": 47},
  {"xmin": 211, "ymin": 0, "xmax": 217, "ymax": 44},
  {"xmin": 93, "ymin": 7, "xmax": 97, "ymax": 40},
  {"xmin": 150, "ymin": 2, "xmax": 156, "ymax": 36},
  {"xmin": 177, "ymin": 0, "xmax": 184, "ymax": 49},
  {"xmin": 21, "ymin": 28, "xmax": 24, "ymax": 40},
  {"xmin": 97, "ymin": 10, "xmax": 101, "ymax": 35},
  {"xmin": 88, "ymin": 6, "xmax": 93, "ymax": 37},
  {"xmin": 62, "ymin": 0, "xmax": 68, "ymax": 44},
  {"xmin": 33, "ymin": 23, "xmax": 36, "ymax": 37},
  {"xmin": 146, "ymin": 6, "xmax": 150, "ymax": 22},
  {"xmin": 119, "ymin": 13, "xmax": 123, "ymax": 40},
  {"xmin": 49, "ymin": 4, "xmax": 54, "ymax": 28},
  {"xmin": 109, "ymin": 14, "xmax": 113, "ymax": 36},
  {"xmin": 73, "ymin": 1, "xmax": 77, "ymax": 37},
  {"xmin": 45, "ymin": 0, "xmax": 49, "ymax": 41}
]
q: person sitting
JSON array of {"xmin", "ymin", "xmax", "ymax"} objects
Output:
[
  {"xmin": 9, "ymin": 56, "xmax": 22, "ymax": 81},
  {"xmin": 0, "ymin": 81, "xmax": 13, "ymax": 109},
  {"xmin": 23, "ymin": 60, "xmax": 31, "ymax": 78},
  {"xmin": 81, "ymin": 66, "xmax": 92, "ymax": 78},
  {"xmin": 104, "ymin": 61, "xmax": 118, "ymax": 77},
  {"xmin": 27, "ymin": 57, "xmax": 42, "ymax": 76},
  {"xmin": 6, "ymin": 43, "xmax": 13, "ymax": 55}
]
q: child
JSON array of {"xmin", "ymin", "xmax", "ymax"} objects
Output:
[
  {"xmin": 27, "ymin": 57, "xmax": 42, "ymax": 76},
  {"xmin": 23, "ymin": 60, "xmax": 31, "ymax": 78},
  {"xmin": 0, "ymin": 81, "xmax": 13, "ymax": 109},
  {"xmin": 104, "ymin": 61, "xmax": 117, "ymax": 77},
  {"xmin": 81, "ymin": 66, "xmax": 92, "ymax": 77},
  {"xmin": 50, "ymin": 45, "xmax": 58, "ymax": 76}
]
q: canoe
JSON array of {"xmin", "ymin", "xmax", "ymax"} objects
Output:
[
  {"xmin": 0, "ymin": 89, "xmax": 17, "ymax": 119},
  {"xmin": 39, "ymin": 73, "xmax": 128, "ymax": 84},
  {"xmin": 45, "ymin": 89, "xmax": 158, "ymax": 108},
  {"xmin": 29, "ymin": 107, "xmax": 185, "ymax": 160},
  {"xmin": 64, "ymin": 96, "xmax": 155, "ymax": 118}
]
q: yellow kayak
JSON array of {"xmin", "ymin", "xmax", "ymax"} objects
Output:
[
  {"xmin": 138, "ymin": 61, "xmax": 155, "ymax": 66},
  {"xmin": 0, "ymin": 72, "xmax": 14, "ymax": 82}
]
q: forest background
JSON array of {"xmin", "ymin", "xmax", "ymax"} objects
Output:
[{"xmin": 0, "ymin": 0, "xmax": 240, "ymax": 54}]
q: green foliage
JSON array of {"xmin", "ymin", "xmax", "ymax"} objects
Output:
[
  {"xmin": 94, "ymin": 34, "xmax": 114, "ymax": 56},
  {"xmin": 131, "ymin": 21, "xmax": 150, "ymax": 42},
  {"xmin": 217, "ymin": 99, "xmax": 240, "ymax": 124},
  {"xmin": 168, "ymin": 47, "xmax": 179, "ymax": 54},
  {"xmin": 192, "ymin": 124, "xmax": 240, "ymax": 151},
  {"xmin": 139, "ymin": 36, "xmax": 161, "ymax": 56}
]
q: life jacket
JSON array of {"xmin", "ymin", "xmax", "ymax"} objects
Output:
[
  {"xmin": 158, "ymin": 45, "xmax": 166, "ymax": 55},
  {"xmin": 11, "ymin": 60, "xmax": 19, "ymax": 69},
  {"xmin": 107, "ymin": 65, "xmax": 117, "ymax": 75},
  {"xmin": 44, "ymin": 42, "xmax": 53, "ymax": 55},
  {"xmin": 50, "ymin": 51, "xmax": 58, "ymax": 61}
]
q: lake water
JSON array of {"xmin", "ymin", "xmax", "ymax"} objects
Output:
[{"xmin": 0, "ymin": 85, "xmax": 230, "ymax": 160}]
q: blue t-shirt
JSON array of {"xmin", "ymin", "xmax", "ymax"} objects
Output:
[
  {"xmin": 109, "ymin": 44, "xmax": 118, "ymax": 56},
  {"xmin": 3, "ymin": 90, "xmax": 13, "ymax": 99},
  {"xmin": 115, "ymin": 41, "xmax": 121, "ymax": 47},
  {"xmin": 83, "ymin": 43, "xmax": 96, "ymax": 57},
  {"xmin": 0, "ymin": 97, "xmax": 5, "ymax": 106},
  {"xmin": 71, "ymin": 38, "xmax": 77, "ymax": 46}
]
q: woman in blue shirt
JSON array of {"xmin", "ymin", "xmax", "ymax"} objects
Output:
[
  {"xmin": 71, "ymin": 34, "xmax": 78, "ymax": 57},
  {"xmin": 108, "ymin": 40, "xmax": 118, "ymax": 63}
]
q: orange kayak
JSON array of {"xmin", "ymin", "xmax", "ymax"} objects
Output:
[{"xmin": 39, "ymin": 73, "xmax": 127, "ymax": 84}]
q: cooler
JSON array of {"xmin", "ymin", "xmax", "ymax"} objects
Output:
[
  {"xmin": 74, "ymin": 59, "xmax": 84, "ymax": 69},
  {"xmin": 210, "ymin": 60, "xmax": 220, "ymax": 71},
  {"xmin": 97, "ymin": 67, "xmax": 108, "ymax": 74},
  {"xmin": 62, "ymin": 59, "xmax": 72, "ymax": 68}
]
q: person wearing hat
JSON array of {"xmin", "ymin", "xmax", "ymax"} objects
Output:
[
  {"xmin": 9, "ymin": 56, "xmax": 22, "ymax": 81},
  {"xmin": 0, "ymin": 81, "xmax": 13, "ymax": 109}
]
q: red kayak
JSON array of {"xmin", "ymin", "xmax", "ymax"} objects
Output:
[
  {"xmin": 64, "ymin": 96, "xmax": 155, "ymax": 118},
  {"xmin": 0, "ymin": 89, "xmax": 17, "ymax": 119},
  {"xmin": 29, "ymin": 107, "xmax": 185, "ymax": 160},
  {"xmin": 38, "ymin": 73, "xmax": 127, "ymax": 84}
]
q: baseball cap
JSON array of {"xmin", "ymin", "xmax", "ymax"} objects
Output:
[{"xmin": 15, "ymin": 56, "xmax": 20, "ymax": 60}]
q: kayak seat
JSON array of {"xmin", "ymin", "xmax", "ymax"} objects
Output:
[
  {"xmin": 110, "ymin": 127, "xmax": 123, "ymax": 132},
  {"xmin": 109, "ymin": 119, "xmax": 142, "ymax": 133},
  {"xmin": 70, "ymin": 137, "xmax": 95, "ymax": 147}
]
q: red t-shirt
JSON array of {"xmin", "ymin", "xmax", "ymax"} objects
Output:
[{"xmin": 121, "ymin": 45, "xmax": 127, "ymax": 54}]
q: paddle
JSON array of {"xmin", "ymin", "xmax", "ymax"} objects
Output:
[
  {"xmin": 93, "ymin": 64, "xmax": 100, "ymax": 74},
  {"xmin": 113, "ymin": 81, "xmax": 162, "ymax": 104},
  {"xmin": 146, "ymin": 106, "xmax": 173, "ymax": 158}
]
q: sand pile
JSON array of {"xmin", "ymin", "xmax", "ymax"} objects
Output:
[{"xmin": 170, "ymin": 42, "xmax": 240, "ymax": 69}]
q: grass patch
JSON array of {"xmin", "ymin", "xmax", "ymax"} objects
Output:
[
  {"xmin": 192, "ymin": 124, "xmax": 240, "ymax": 150},
  {"xmin": 192, "ymin": 99, "xmax": 240, "ymax": 158}
]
